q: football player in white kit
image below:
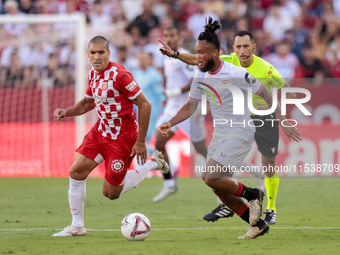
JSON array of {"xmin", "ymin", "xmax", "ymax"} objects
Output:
[
  {"xmin": 153, "ymin": 27, "xmax": 207, "ymax": 202},
  {"xmin": 158, "ymin": 18, "xmax": 300, "ymax": 239}
]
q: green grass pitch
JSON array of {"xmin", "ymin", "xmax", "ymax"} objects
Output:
[{"xmin": 0, "ymin": 177, "xmax": 339, "ymax": 255}]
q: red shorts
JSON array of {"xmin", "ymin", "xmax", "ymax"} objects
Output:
[{"xmin": 76, "ymin": 124, "xmax": 137, "ymax": 186}]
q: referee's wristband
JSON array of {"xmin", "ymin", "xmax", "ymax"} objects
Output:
[
  {"xmin": 172, "ymin": 50, "xmax": 179, "ymax": 59},
  {"xmin": 165, "ymin": 88, "xmax": 182, "ymax": 98}
]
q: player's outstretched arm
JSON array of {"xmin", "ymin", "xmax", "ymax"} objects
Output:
[
  {"xmin": 258, "ymin": 87, "xmax": 301, "ymax": 142},
  {"xmin": 158, "ymin": 39, "xmax": 198, "ymax": 65},
  {"xmin": 53, "ymin": 97, "xmax": 95, "ymax": 124},
  {"xmin": 131, "ymin": 93, "xmax": 151, "ymax": 165},
  {"xmin": 158, "ymin": 100, "xmax": 198, "ymax": 137}
]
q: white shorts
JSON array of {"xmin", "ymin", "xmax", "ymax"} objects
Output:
[
  {"xmin": 156, "ymin": 102, "xmax": 206, "ymax": 142},
  {"xmin": 207, "ymin": 135, "xmax": 253, "ymax": 170}
]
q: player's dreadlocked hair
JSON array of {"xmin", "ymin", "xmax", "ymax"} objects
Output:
[{"xmin": 198, "ymin": 17, "xmax": 222, "ymax": 51}]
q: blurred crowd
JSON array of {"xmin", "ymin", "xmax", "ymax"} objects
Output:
[{"xmin": 1, "ymin": 0, "xmax": 340, "ymax": 88}]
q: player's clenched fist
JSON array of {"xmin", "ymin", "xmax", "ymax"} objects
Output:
[
  {"xmin": 158, "ymin": 122, "xmax": 171, "ymax": 137},
  {"xmin": 54, "ymin": 108, "xmax": 66, "ymax": 124}
]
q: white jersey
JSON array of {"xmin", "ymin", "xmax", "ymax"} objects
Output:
[
  {"xmin": 164, "ymin": 47, "xmax": 196, "ymax": 107},
  {"xmin": 189, "ymin": 61, "xmax": 263, "ymax": 142}
]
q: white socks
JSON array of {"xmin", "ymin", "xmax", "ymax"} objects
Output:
[
  {"xmin": 67, "ymin": 160, "xmax": 159, "ymax": 226},
  {"xmin": 68, "ymin": 177, "xmax": 86, "ymax": 228},
  {"xmin": 120, "ymin": 160, "xmax": 158, "ymax": 196}
]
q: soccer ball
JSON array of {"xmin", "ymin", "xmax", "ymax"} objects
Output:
[{"xmin": 121, "ymin": 213, "xmax": 151, "ymax": 241}]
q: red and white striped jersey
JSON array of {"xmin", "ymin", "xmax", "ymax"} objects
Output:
[{"xmin": 85, "ymin": 62, "xmax": 142, "ymax": 140}]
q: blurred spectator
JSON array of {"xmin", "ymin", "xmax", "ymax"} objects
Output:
[
  {"xmin": 19, "ymin": 0, "xmax": 35, "ymax": 14},
  {"xmin": 89, "ymin": 0, "xmax": 111, "ymax": 31},
  {"xmin": 289, "ymin": 15, "xmax": 309, "ymax": 60},
  {"xmin": 44, "ymin": 0, "xmax": 59, "ymax": 14},
  {"xmin": 203, "ymin": 0, "xmax": 225, "ymax": 18},
  {"xmin": 32, "ymin": 0, "xmax": 54, "ymax": 37},
  {"xmin": 187, "ymin": 2, "xmax": 219, "ymax": 39},
  {"xmin": 179, "ymin": 0, "xmax": 199, "ymax": 23},
  {"xmin": 225, "ymin": 0, "xmax": 248, "ymax": 19},
  {"xmin": 128, "ymin": 0, "xmax": 159, "ymax": 37},
  {"xmin": 54, "ymin": 0, "xmax": 82, "ymax": 40},
  {"xmin": 58, "ymin": 0, "xmax": 87, "ymax": 14},
  {"xmin": 35, "ymin": 0, "xmax": 52, "ymax": 14},
  {"xmin": 305, "ymin": 30, "xmax": 327, "ymax": 61},
  {"xmin": 0, "ymin": 51, "xmax": 29, "ymax": 88},
  {"xmin": 74, "ymin": 0, "xmax": 89, "ymax": 14},
  {"xmin": 279, "ymin": 0, "xmax": 302, "ymax": 18},
  {"xmin": 265, "ymin": 40, "xmax": 299, "ymax": 78},
  {"xmin": 263, "ymin": 1, "xmax": 293, "ymax": 43},
  {"xmin": 59, "ymin": 39, "xmax": 76, "ymax": 74},
  {"xmin": 252, "ymin": 29, "xmax": 271, "ymax": 57},
  {"xmin": 134, "ymin": 52, "xmax": 164, "ymax": 143},
  {"xmin": 159, "ymin": 15, "xmax": 175, "ymax": 31},
  {"xmin": 129, "ymin": 25, "xmax": 149, "ymax": 58},
  {"xmin": 225, "ymin": 29, "xmax": 236, "ymax": 53},
  {"xmin": 318, "ymin": 1, "xmax": 340, "ymax": 45},
  {"xmin": 38, "ymin": 53, "xmax": 69, "ymax": 88},
  {"xmin": 1, "ymin": 36, "xmax": 32, "ymax": 68},
  {"xmin": 325, "ymin": 34, "xmax": 340, "ymax": 78},
  {"xmin": 326, "ymin": 34, "xmax": 340, "ymax": 63},
  {"xmin": 0, "ymin": 25, "xmax": 11, "ymax": 57},
  {"xmin": 112, "ymin": 2, "xmax": 128, "ymax": 24},
  {"xmin": 121, "ymin": 0, "xmax": 144, "ymax": 21},
  {"xmin": 221, "ymin": 8, "xmax": 237, "ymax": 30},
  {"xmin": 3, "ymin": 0, "xmax": 28, "ymax": 37},
  {"xmin": 235, "ymin": 17, "xmax": 249, "ymax": 31},
  {"xmin": 250, "ymin": 0, "xmax": 267, "ymax": 18},
  {"xmin": 143, "ymin": 27, "xmax": 164, "ymax": 70},
  {"xmin": 117, "ymin": 46, "xmax": 139, "ymax": 75},
  {"xmin": 299, "ymin": 45, "xmax": 324, "ymax": 79},
  {"xmin": 31, "ymin": 41, "xmax": 56, "ymax": 71},
  {"xmin": 101, "ymin": 0, "xmax": 118, "ymax": 17},
  {"xmin": 153, "ymin": 0, "xmax": 170, "ymax": 19},
  {"xmin": 180, "ymin": 27, "xmax": 196, "ymax": 53}
]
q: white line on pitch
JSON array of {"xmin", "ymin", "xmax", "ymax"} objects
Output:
[{"xmin": 0, "ymin": 227, "xmax": 340, "ymax": 232}]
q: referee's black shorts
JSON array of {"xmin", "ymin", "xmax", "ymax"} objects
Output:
[{"xmin": 251, "ymin": 114, "xmax": 279, "ymax": 158}]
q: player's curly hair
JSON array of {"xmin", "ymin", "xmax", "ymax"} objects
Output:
[{"xmin": 198, "ymin": 17, "xmax": 222, "ymax": 51}]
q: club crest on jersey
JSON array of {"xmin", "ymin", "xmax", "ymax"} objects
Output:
[
  {"xmin": 102, "ymin": 81, "xmax": 108, "ymax": 90},
  {"xmin": 245, "ymin": 72, "xmax": 256, "ymax": 84},
  {"xmin": 111, "ymin": 159, "xmax": 125, "ymax": 173}
]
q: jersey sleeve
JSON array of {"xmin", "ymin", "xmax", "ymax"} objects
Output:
[
  {"xmin": 266, "ymin": 65, "xmax": 286, "ymax": 89},
  {"xmin": 85, "ymin": 72, "xmax": 93, "ymax": 98},
  {"xmin": 234, "ymin": 67, "xmax": 263, "ymax": 95},
  {"xmin": 116, "ymin": 71, "xmax": 142, "ymax": 100},
  {"xmin": 189, "ymin": 71, "xmax": 203, "ymax": 102}
]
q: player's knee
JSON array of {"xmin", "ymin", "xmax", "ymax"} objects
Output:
[
  {"xmin": 103, "ymin": 190, "xmax": 120, "ymax": 200},
  {"xmin": 263, "ymin": 156, "xmax": 275, "ymax": 167},
  {"xmin": 69, "ymin": 167, "xmax": 87, "ymax": 180},
  {"xmin": 203, "ymin": 177, "xmax": 217, "ymax": 188}
]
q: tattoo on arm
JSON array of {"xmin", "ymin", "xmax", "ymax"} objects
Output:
[
  {"xmin": 66, "ymin": 100, "xmax": 89, "ymax": 116},
  {"xmin": 80, "ymin": 100, "xmax": 87, "ymax": 112}
]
